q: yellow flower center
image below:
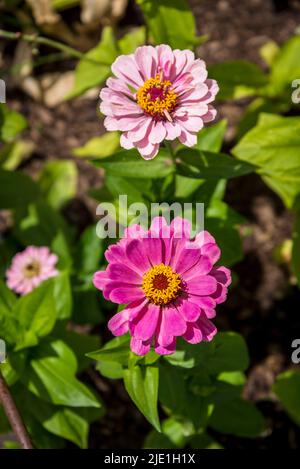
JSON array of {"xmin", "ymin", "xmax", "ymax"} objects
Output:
[
  {"xmin": 23, "ymin": 260, "xmax": 41, "ymax": 279},
  {"xmin": 142, "ymin": 263, "xmax": 181, "ymax": 305},
  {"xmin": 136, "ymin": 73, "xmax": 177, "ymax": 121}
]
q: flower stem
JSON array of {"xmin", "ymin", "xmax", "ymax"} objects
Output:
[
  {"xmin": 0, "ymin": 29, "xmax": 101, "ymax": 65},
  {"xmin": 0, "ymin": 369, "xmax": 33, "ymax": 449},
  {"xmin": 164, "ymin": 141, "xmax": 175, "ymax": 159}
]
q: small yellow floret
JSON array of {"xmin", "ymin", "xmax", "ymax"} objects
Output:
[
  {"xmin": 142, "ymin": 263, "xmax": 181, "ymax": 305},
  {"xmin": 136, "ymin": 74, "xmax": 177, "ymax": 118}
]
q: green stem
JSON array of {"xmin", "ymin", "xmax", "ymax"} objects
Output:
[
  {"xmin": 164, "ymin": 140, "xmax": 175, "ymax": 159},
  {"xmin": 0, "ymin": 29, "xmax": 102, "ymax": 65}
]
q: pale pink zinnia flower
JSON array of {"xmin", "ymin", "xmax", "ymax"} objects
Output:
[
  {"xmin": 93, "ymin": 217, "xmax": 231, "ymax": 356},
  {"xmin": 100, "ymin": 45, "xmax": 218, "ymax": 159},
  {"xmin": 6, "ymin": 246, "xmax": 58, "ymax": 295}
]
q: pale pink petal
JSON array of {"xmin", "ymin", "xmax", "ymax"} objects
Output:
[{"xmin": 111, "ymin": 54, "xmax": 144, "ymax": 88}]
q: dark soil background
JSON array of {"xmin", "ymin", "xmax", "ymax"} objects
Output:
[{"xmin": 1, "ymin": 0, "xmax": 300, "ymax": 449}]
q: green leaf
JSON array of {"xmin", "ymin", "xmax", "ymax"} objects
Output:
[
  {"xmin": 207, "ymin": 199, "xmax": 245, "ymax": 226},
  {"xmin": 73, "ymin": 133, "xmax": 120, "ymax": 159},
  {"xmin": 96, "ymin": 360, "xmax": 124, "ymax": 380},
  {"xmin": 13, "ymin": 279, "xmax": 57, "ymax": 350},
  {"xmin": 209, "ymin": 398, "xmax": 265, "ymax": 437},
  {"xmin": 232, "ymin": 114, "xmax": 300, "ymax": 207},
  {"xmin": 124, "ymin": 365, "xmax": 160, "ymax": 432},
  {"xmin": 118, "ymin": 27, "xmax": 146, "ymax": 54},
  {"xmin": 39, "ymin": 160, "xmax": 78, "ymax": 209},
  {"xmin": 93, "ymin": 149, "xmax": 175, "ymax": 179},
  {"xmin": 105, "ymin": 174, "xmax": 148, "ymax": 205},
  {"xmin": 208, "ymin": 60, "xmax": 268, "ymax": 100},
  {"xmin": 205, "ymin": 332, "xmax": 249, "ymax": 374},
  {"xmin": 53, "ymin": 272, "xmax": 72, "ymax": 320},
  {"xmin": 0, "ymin": 140, "xmax": 34, "ymax": 170},
  {"xmin": 270, "ymin": 36, "xmax": 300, "ymax": 92},
  {"xmin": 167, "ymin": 333, "xmax": 248, "ymax": 376},
  {"xmin": 159, "ymin": 362, "xmax": 188, "ymax": 415},
  {"xmin": 144, "ymin": 430, "xmax": 177, "ymax": 449},
  {"xmin": 176, "ymin": 149, "xmax": 254, "ymax": 180},
  {"xmin": 144, "ymin": 417, "xmax": 189, "ymax": 449},
  {"xmin": 190, "ymin": 433, "xmax": 223, "ymax": 449},
  {"xmin": 61, "ymin": 330, "xmax": 100, "ymax": 372},
  {"xmin": 0, "ymin": 104, "xmax": 27, "ymax": 143},
  {"xmin": 87, "ymin": 335, "xmax": 130, "ymax": 366},
  {"xmin": 40, "ymin": 407, "xmax": 89, "ymax": 448},
  {"xmin": 23, "ymin": 340, "xmax": 101, "ymax": 408},
  {"xmin": 196, "ymin": 120, "xmax": 227, "ymax": 152},
  {"xmin": 51, "ymin": 230, "xmax": 73, "ymax": 270},
  {"xmin": 66, "ymin": 27, "xmax": 118, "ymax": 99},
  {"xmin": 72, "ymin": 283, "xmax": 103, "ymax": 325},
  {"xmin": 0, "ymin": 280, "xmax": 19, "ymax": 345},
  {"xmin": 175, "ymin": 121, "xmax": 228, "ymax": 199},
  {"xmin": 259, "ymin": 40, "xmax": 280, "ymax": 67},
  {"xmin": 136, "ymin": 0, "xmax": 199, "ymax": 49},
  {"xmin": 292, "ymin": 201, "xmax": 300, "ymax": 286},
  {"xmin": 237, "ymin": 97, "xmax": 290, "ymax": 139},
  {"xmin": 0, "ymin": 169, "xmax": 41, "ymax": 209},
  {"xmin": 273, "ymin": 370, "xmax": 300, "ymax": 426},
  {"xmin": 205, "ymin": 218, "xmax": 243, "ymax": 266},
  {"xmin": 18, "ymin": 387, "xmax": 91, "ymax": 448},
  {"xmin": 0, "ymin": 278, "xmax": 17, "ymax": 312},
  {"xmin": 75, "ymin": 224, "xmax": 103, "ymax": 276},
  {"xmin": 14, "ymin": 200, "xmax": 71, "ymax": 248}
]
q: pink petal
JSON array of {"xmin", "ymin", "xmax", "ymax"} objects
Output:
[
  {"xmin": 188, "ymin": 295, "xmax": 216, "ymax": 310},
  {"xmin": 120, "ymin": 133, "xmax": 134, "ymax": 149},
  {"xmin": 132, "ymin": 303, "xmax": 160, "ymax": 341},
  {"xmin": 109, "ymin": 285, "xmax": 145, "ymax": 304},
  {"xmin": 93, "ymin": 270, "xmax": 110, "ymax": 291},
  {"xmin": 134, "ymin": 46, "xmax": 157, "ymax": 80},
  {"xmin": 212, "ymin": 266, "xmax": 232, "ymax": 287},
  {"xmin": 154, "ymin": 338, "xmax": 176, "ymax": 355},
  {"xmin": 148, "ymin": 121, "xmax": 167, "ymax": 144},
  {"xmin": 111, "ymin": 54, "xmax": 144, "ymax": 89},
  {"xmin": 157, "ymin": 304, "xmax": 187, "ymax": 346},
  {"xmin": 178, "ymin": 129, "xmax": 197, "ymax": 147},
  {"xmin": 181, "ymin": 255, "xmax": 213, "ymax": 281},
  {"xmin": 130, "ymin": 337, "xmax": 151, "ymax": 356},
  {"xmin": 107, "ymin": 263, "xmax": 142, "ymax": 284},
  {"xmin": 126, "ymin": 238, "xmax": 151, "ymax": 274},
  {"xmin": 105, "ymin": 244, "xmax": 125, "ymax": 263},
  {"xmin": 108, "ymin": 309, "xmax": 130, "ymax": 336},
  {"xmin": 175, "ymin": 299, "xmax": 201, "ymax": 322},
  {"xmin": 197, "ymin": 316, "xmax": 217, "ymax": 341},
  {"xmin": 142, "ymin": 237, "xmax": 163, "ymax": 265},
  {"xmin": 187, "ymin": 276, "xmax": 217, "ymax": 296},
  {"xmin": 182, "ymin": 323, "xmax": 203, "ymax": 344}
]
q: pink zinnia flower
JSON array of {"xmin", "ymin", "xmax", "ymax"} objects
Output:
[
  {"xmin": 100, "ymin": 45, "xmax": 218, "ymax": 159},
  {"xmin": 6, "ymin": 246, "xmax": 58, "ymax": 295},
  {"xmin": 93, "ymin": 217, "xmax": 231, "ymax": 356}
]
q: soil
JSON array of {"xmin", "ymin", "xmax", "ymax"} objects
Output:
[{"xmin": 1, "ymin": 0, "xmax": 300, "ymax": 449}]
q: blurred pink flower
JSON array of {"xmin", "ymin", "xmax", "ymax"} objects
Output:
[
  {"xmin": 100, "ymin": 45, "xmax": 218, "ymax": 159},
  {"xmin": 93, "ymin": 217, "xmax": 231, "ymax": 356},
  {"xmin": 6, "ymin": 246, "xmax": 58, "ymax": 296}
]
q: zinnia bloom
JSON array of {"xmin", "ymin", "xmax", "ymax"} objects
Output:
[
  {"xmin": 6, "ymin": 246, "xmax": 58, "ymax": 295},
  {"xmin": 100, "ymin": 45, "xmax": 218, "ymax": 159},
  {"xmin": 93, "ymin": 217, "xmax": 231, "ymax": 356}
]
